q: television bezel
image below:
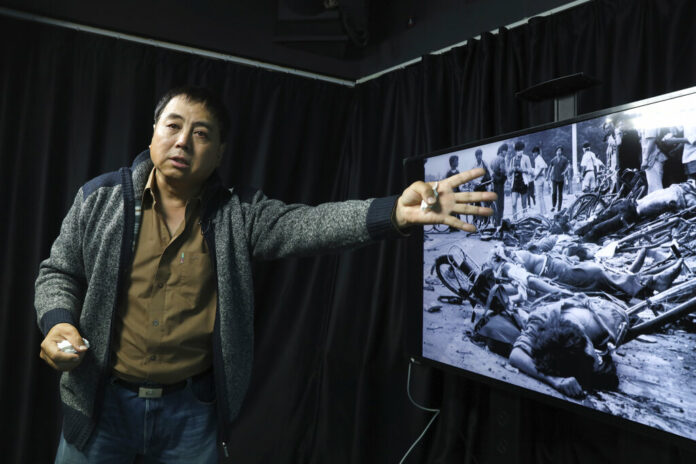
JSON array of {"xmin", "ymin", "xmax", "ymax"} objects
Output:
[{"xmin": 404, "ymin": 84, "xmax": 696, "ymax": 452}]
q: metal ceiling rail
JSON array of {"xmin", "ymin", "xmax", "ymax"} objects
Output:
[{"xmin": 0, "ymin": 6, "xmax": 356, "ymax": 87}]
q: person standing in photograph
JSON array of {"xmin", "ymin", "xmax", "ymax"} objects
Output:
[
  {"xmin": 490, "ymin": 144, "xmax": 508, "ymax": 225},
  {"xmin": 580, "ymin": 142, "xmax": 604, "ymax": 192},
  {"xmin": 532, "ymin": 146, "xmax": 547, "ymax": 215},
  {"xmin": 641, "ymin": 128, "xmax": 668, "ymax": 193},
  {"xmin": 604, "ymin": 121, "xmax": 619, "ymax": 191},
  {"xmin": 548, "ymin": 146, "xmax": 569, "ymax": 211},
  {"xmin": 661, "ymin": 125, "xmax": 696, "ymax": 181},
  {"xmin": 508, "ymin": 141, "xmax": 532, "ymax": 219},
  {"xmin": 472, "ymin": 149, "xmax": 491, "ymax": 191},
  {"xmin": 446, "ymin": 154, "xmax": 460, "ymax": 179},
  {"xmin": 616, "ymin": 119, "xmax": 643, "ymax": 197}
]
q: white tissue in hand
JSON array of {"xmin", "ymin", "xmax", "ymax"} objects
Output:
[{"xmin": 57, "ymin": 338, "xmax": 90, "ymax": 354}]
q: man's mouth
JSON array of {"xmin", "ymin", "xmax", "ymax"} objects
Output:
[{"xmin": 168, "ymin": 156, "xmax": 190, "ymax": 168}]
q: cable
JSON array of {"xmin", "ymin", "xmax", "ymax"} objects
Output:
[{"xmin": 399, "ymin": 360, "xmax": 441, "ymax": 464}]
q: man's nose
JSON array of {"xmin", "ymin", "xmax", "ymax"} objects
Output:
[{"xmin": 175, "ymin": 130, "xmax": 191, "ymax": 149}]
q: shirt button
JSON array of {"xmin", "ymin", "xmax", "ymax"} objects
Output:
[{"xmin": 153, "ymin": 320, "xmax": 159, "ymax": 327}]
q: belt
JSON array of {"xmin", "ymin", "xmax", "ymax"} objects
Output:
[{"xmin": 113, "ymin": 370, "xmax": 212, "ymax": 399}]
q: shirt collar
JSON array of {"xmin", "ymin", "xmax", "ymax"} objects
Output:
[{"xmin": 142, "ymin": 168, "xmax": 204, "ymax": 207}]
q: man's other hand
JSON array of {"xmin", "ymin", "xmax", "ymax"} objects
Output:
[
  {"xmin": 394, "ymin": 167, "xmax": 497, "ymax": 232},
  {"xmin": 40, "ymin": 323, "xmax": 88, "ymax": 371}
]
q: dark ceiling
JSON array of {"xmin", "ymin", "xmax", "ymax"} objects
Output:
[{"xmin": 0, "ymin": 0, "xmax": 581, "ymax": 82}]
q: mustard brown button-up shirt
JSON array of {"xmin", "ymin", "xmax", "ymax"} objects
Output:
[{"xmin": 112, "ymin": 168, "xmax": 217, "ymax": 384}]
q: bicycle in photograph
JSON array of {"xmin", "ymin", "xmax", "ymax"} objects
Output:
[{"xmin": 567, "ymin": 168, "xmax": 647, "ymax": 223}]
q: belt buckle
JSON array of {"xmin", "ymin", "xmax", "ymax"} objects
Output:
[{"xmin": 138, "ymin": 387, "xmax": 163, "ymax": 398}]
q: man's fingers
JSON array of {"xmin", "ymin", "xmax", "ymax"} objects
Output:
[
  {"xmin": 39, "ymin": 345, "xmax": 80, "ymax": 371},
  {"xmin": 39, "ymin": 350, "xmax": 59, "ymax": 370},
  {"xmin": 41, "ymin": 339, "xmax": 81, "ymax": 363},
  {"xmin": 52, "ymin": 323, "xmax": 87, "ymax": 353},
  {"xmin": 453, "ymin": 191, "xmax": 498, "ymax": 203},
  {"xmin": 442, "ymin": 215, "xmax": 476, "ymax": 232},
  {"xmin": 443, "ymin": 167, "xmax": 486, "ymax": 189},
  {"xmin": 451, "ymin": 205, "xmax": 494, "ymax": 217},
  {"xmin": 399, "ymin": 180, "xmax": 440, "ymax": 208}
]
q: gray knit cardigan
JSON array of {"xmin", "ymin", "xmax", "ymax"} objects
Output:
[{"xmin": 35, "ymin": 150, "xmax": 398, "ymax": 449}]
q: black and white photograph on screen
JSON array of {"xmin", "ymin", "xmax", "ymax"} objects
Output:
[{"xmin": 422, "ymin": 90, "xmax": 696, "ymax": 443}]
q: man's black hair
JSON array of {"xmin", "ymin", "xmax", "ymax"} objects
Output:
[
  {"xmin": 531, "ymin": 146, "xmax": 540, "ymax": 154},
  {"xmin": 153, "ymin": 86, "xmax": 230, "ymax": 142},
  {"xmin": 555, "ymin": 145, "xmax": 564, "ymax": 154},
  {"xmin": 475, "ymin": 149, "xmax": 483, "ymax": 157},
  {"xmin": 514, "ymin": 141, "xmax": 525, "ymax": 152},
  {"xmin": 531, "ymin": 311, "xmax": 618, "ymax": 390},
  {"xmin": 582, "ymin": 141, "xmax": 591, "ymax": 149},
  {"xmin": 449, "ymin": 155, "xmax": 459, "ymax": 167},
  {"xmin": 497, "ymin": 143, "xmax": 509, "ymax": 154}
]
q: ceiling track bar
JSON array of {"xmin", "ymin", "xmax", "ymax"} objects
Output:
[{"xmin": 0, "ymin": 6, "xmax": 356, "ymax": 87}]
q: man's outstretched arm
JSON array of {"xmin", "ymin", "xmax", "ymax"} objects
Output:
[{"xmin": 245, "ymin": 167, "xmax": 497, "ymax": 260}]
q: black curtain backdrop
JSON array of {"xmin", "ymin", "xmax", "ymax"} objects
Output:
[{"xmin": 3, "ymin": 0, "xmax": 696, "ymax": 462}]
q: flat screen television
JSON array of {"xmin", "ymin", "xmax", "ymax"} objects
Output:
[{"xmin": 405, "ymin": 86, "xmax": 696, "ymax": 449}]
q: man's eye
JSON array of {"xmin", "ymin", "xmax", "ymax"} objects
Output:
[
  {"xmin": 194, "ymin": 131, "xmax": 208, "ymax": 138},
  {"xmin": 167, "ymin": 123, "xmax": 179, "ymax": 130}
]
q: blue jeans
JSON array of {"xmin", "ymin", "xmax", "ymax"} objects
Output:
[{"xmin": 55, "ymin": 374, "xmax": 218, "ymax": 463}]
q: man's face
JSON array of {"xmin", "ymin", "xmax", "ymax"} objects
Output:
[
  {"xmin": 555, "ymin": 148, "xmax": 563, "ymax": 157},
  {"xmin": 149, "ymin": 95, "xmax": 225, "ymax": 190},
  {"xmin": 475, "ymin": 152, "xmax": 482, "ymax": 162}
]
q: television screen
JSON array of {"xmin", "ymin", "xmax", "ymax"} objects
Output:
[{"xmin": 407, "ymin": 86, "xmax": 696, "ymax": 447}]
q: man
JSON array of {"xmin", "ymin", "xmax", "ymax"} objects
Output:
[
  {"xmin": 36, "ymin": 87, "xmax": 496, "ymax": 462},
  {"xmin": 580, "ymin": 142, "xmax": 604, "ymax": 192},
  {"xmin": 509, "ymin": 295, "xmax": 628, "ymax": 397},
  {"xmin": 472, "ymin": 149, "xmax": 491, "ymax": 186},
  {"xmin": 604, "ymin": 121, "xmax": 619, "ymax": 193},
  {"xmin": 616, "ymin": 119, "xmax": 643, "ymax": 172},
  {"xmin": 531, "ymin": 146, "xmax": 547, "ymax": 215},
  {"xmin": 641, "ymin": 128, "xmax": 668, "ymax": 193},
  {"xmin": 472, "ymin": 148, "xmax": 491, "ymax": 197},
  {"xmin": 604, "ymin": 121, "xmax": 618, "ymax": 174},
  {"xmin": 508, "ymin": 141, "xmax": 532, "ymax": 219},
  {"xmin": 446, "ymin": 154, "xmax": 460, "ymax": 179},
  {"xmin": 490, "ymin": 143, "xmax": 508, "ymax": 226},
  {"xmin": 547, "ymin": 146, "xmax": 569, "ymax": 211},
  {"xmin": 661, "ymin": 125, "xmax": 696, "ymax": 180}
]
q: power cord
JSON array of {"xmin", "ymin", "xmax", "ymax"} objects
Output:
[{"xmin": 399, "ymin": 359, "xmax": 441, "ymax": 464}]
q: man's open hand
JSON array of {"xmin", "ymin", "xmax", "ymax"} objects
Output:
[
  {"xmin": 40, "ymin": 323, "xmax": 88, "ymax": 371},
  {"xmin": 394, "ymin": 167, "xmax": 497, "ymax": 232}
]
